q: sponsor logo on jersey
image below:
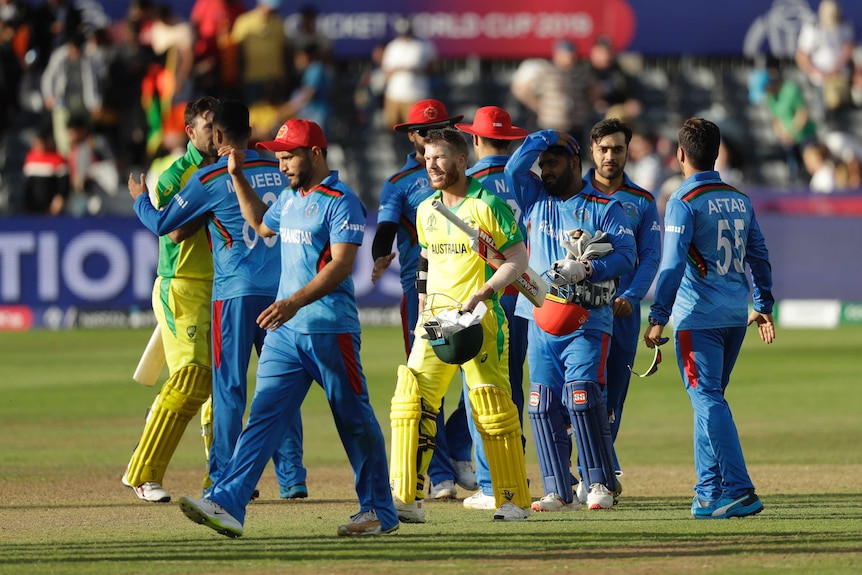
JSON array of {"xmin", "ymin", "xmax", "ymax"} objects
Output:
[
  {"xmin": 617, "ymin": 225, "xmax": 634, "ymax": 236},
  {"xmin": 339, "ymin": 219, "xmax": 365, "ymax": 232},
  {"xmin": 666, "ymin": 224, "xmax": 686, "ymax": 234},
  {"xmin": 572, "ymin": 389, "xmax": 587, "ymax": 405},
  {"xmin": 651, "ymin": 220, "xmax": 661, "ymax": 231}
]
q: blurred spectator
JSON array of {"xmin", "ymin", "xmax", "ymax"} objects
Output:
[
  {"xmin": 65, "ymin": 113, "xmax": 116, "ymax": 215},
  {"xmin": 716, "ymin": 138, "xmax": 744, "ymax": 188},
  {"xmin": 286, "ymin": 4, "xmax": 332, "ymax": 61},
  {"xmin": 22, "ymin": 127, "xmax": 68, "ymax": 214},
  {"xmin": 0, "ymin": 11, "xmax": 23, "ymax": 136},
  {"xmin": 149, "ymin": 4, "xmax": 195, "ymax": 108},
  {"xmin": 40, "ymin": 30, "xmax": 105, "ymax": 156},
  {"xmin": 281, "ymin": 42, "xmax": 331, "ymax": 131},
  {"xmin": 795, "ymin": 0, "xmax": 855, "ymax": 123},
  {"xmin": 510, "ymin": 39, "xmax": 591, "ymax": 146},
  {"xmin": 625, "ymin": 126, "xmax": 665, "ymax": 193},
  {"xmin": 802, "ymin": 141, "xmax": 837, "ymax": 193},
  {"xmin": 763, "ymin": 63, "xmax": 817, "ymax": 184},
  {"xmin": 190, "ymin": 0, "xmax": 244, "ymax": 96},
  {"xmin": 231, "ymin": 0, "xmax": 289, "ymax": 106},
  {"xmin": 381, "ymin": 17, "xmax": 437, "ymax": 130},
  {"xmin": 823, "ymin": 129, "xmax": 862, "ymax": 189},
  {"xmin": 586, "ymin": 36, "xmax": 642, "ymax": 124},
  {"xmin": 852, "ymin": 44, "xmax": 862, "ymax": 107},
  {"xmin": 353, "ymin": 41, "xmax": 386, "ymax": 130}
]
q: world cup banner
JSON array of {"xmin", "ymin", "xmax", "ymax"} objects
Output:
[{"xmin": 116, "ymin": 0, "xmax": 862, "ymax": 58}]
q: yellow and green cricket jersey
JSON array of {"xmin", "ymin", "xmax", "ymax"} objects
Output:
[
  {"xmin": 153, "ymin": 141, "xmax": 213, "ymax": 281},
  {"xmin": 416, "ymin": 178, "xmax": 523, "ymax": 307}
]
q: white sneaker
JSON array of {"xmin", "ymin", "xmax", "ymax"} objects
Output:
[
  {"xmin": 122, "ymin": 474, "xmax": 171, "ymax": 503},
  {"xmin": 531, "ymin": 492, "xmax": 580, "ymax": 512},
  {"xmin": 493, "ymin": 502, "xmax": 530, "ymax": 522},
  {"xmin": 393, "ymin": 496, "xmax": 426, "ymax": 523},
  {"xmin": 587, "ymin": 483, "xmax": 614, "ymax": 510},
  {"xmin": 463, "ymin": 490, "xmax": 496, "ymax": 511},
  {"xmin": 336, "ymin": 510, "xmax": 399, "ymax": 537},
  {"xmin": 178, "ymin": 495, "xmax": 244, "ymax": 537},
  {"xmin": 451, "ymin": 459, "xmax": 479, "ymax": 491},
  {"xmin": 575, "ymin": 481, "xmax": 588, "ymax": 504},
  {"xmin": 428, "ymin": 479, "xmax": 457, "ymax": 500}
]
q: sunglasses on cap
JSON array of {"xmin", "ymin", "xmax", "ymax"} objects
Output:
[
  {"xmin": 628, "ymin": 337, "xmax": 669, "ymax": 378},
  {"xmin": 411, "ymin": 127, "xmax": 432, "ymax": 137}
]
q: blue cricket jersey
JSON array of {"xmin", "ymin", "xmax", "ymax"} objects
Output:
[
  {"xmin": 650, "ymin": 171, "xmax": 774, "ymax": 330},
  {"xmin": 262, "ymin": 170, "xmax": 365, "ymax": 335},
  {"xmin": 377, "ymin": 153, "xmax": 434, "ymax": 293},
  {"xmin": 504, "ymin": 130, "xmax": 637, "ymax": 334},
  {"xmin": 588, "ymin": 168, "xmax": 662, "ymax": 313},
  {"xmin": 133, "ymin": 150, "xmax": 282, "ymax": 300}
]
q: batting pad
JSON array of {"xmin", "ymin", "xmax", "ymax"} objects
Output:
[
  {"xmin": 125, "ymin": 364, "xmax": 211, "ymax": 486},
  {"xmin": 527, "ymin": 383, "xmax": 574, "ymax": 501},
  {"xmin": 390, "ymin": 366, "xmax": 439, "ymax": 503},
  {"xmin": 563, "ymin": 380, "xmax": 616, "ymax": 490},
  {"xmin": 200, "ymin": 397, "xmax": 213, "ymax": 491},
  {"xmin": 470, "ymin": 385, "xmax": 530, "ymax": 509}
]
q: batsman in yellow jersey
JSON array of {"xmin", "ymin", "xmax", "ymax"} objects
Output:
[
  {"xmin": 390, "ymin": 127, "xmax": 532, "ymax": 522},
  {"xmin": 123, "ymin": 97, "xmax": 220, "ymax": 502}
]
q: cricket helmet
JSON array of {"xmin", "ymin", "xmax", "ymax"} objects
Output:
[
  {"xmin": 533, "ymin": 288, "xmax": 590, "ymax": 336},
  {"xmin": 426, "ymin": 323, "xmax": 484, "ymax": 365}
]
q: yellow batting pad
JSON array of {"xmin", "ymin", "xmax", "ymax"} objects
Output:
[
  {"xmin": 125, "ymin": 364, "xmax": 211, "ymax": 486},
  {"xmin": 389, "ymin": 366, "xmax": 438, "ymax": 503},
  {"xmin": 469, "ymin": 385, "xmax": 530, "ymax": 509},
  {"xmin": 200, "ymin": 397, "xmax": 213, "ymax": 491}
]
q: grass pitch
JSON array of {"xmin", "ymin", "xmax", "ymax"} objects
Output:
[{"xmin": 1, "ymin": 324, "xmax": 861, "ymax": 574}]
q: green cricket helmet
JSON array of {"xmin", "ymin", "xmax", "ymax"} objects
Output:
[{"xmin": 423, "ymin": 322, "xmax": 484, "ymax": 365}]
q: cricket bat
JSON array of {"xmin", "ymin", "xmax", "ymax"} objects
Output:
[
  {"xmin": 133, "ymin": 324, "xmax": 165, "ymax": 386},
  {"xmin": 431, "ymin": 200, "xmax": 547, "ymax": 307}
]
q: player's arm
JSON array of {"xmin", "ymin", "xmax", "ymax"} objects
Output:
[
  {"xmin": 130, "ymin": 173, "xmax": 208, "ymax": 236},
  {"xmin": 744, "ymin": 211, "xmax": 775, "ymax": 344},
  {"xmin": 168, "ymin": 216, "xmax": 207, "ymax": 244},
  {"xmin": 227, "ymin": 148, "xmax": 276, "ymax": 238},
  {"xmin": 257, "ymin": 241, "xmax": 358, "ymax": 330},
  {"xmin": 616, "ymin": 198, "xmax": 662, "ymax": 316},
  {"xmin": 462, "ymin": 241, "xmax": 528, "ymax": 312},
  {"xmin": 646, "ymin": 198, "xmax": 693, "ymax": 340},
  {"xmin": 504, "ymin": 130, "xmax": 553, "ymax": 212},
  {"xmin": 370, "ymin": 221, "xmax": 398, "ymax": 284},
  {"xmin": 588, "ymin": 200, "xmax": 637, "ymax": 282}
]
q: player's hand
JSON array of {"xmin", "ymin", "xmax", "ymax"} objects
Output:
[
  {"xmin": 128, "ymin": 173, "xmax": 147, "ymax": 200},
  {"xmin": 612, "ymin": 296, "xmax": 632, "ymax": 318},
  {"xmin": 226, "ymin": 148, "xmax": 245, "ymax": 176},
  {"xmin": 643, "ymin": 324, "xmax": 666, "ymax": 348},
  {"xmin": 748, "ymin": 310, "xmax": 775, "ymax": 344},
  {"xmin": 554, "ymin": 131, "xmax": 580, "ymax": 155},
  {"xmin": 551, "ymin": 259, "xmax": 588, "ymax": 284},
  {"xmin": 257, "ymin": 299, "xmax": 298, "ymax": 331},
  {"xmin": 371, "ymin": 253, "xmax": 396, "ymax": 284}
]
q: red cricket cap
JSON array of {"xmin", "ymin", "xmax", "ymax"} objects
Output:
[
  {"xmin": 392, "ymin": 99, "xmax": 463, "ymax": 133},
  {"xmin": 257, "ymin": 119, "xmax": 327, "ymax": 152},
  {"xmin": 456, "ymin": 106, "xmax": 528, "ymax": 140}
]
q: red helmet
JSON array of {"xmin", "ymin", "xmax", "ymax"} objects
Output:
[{"xmin": 533, "ymin": 292, "xmax": 590, "ymax": 336}]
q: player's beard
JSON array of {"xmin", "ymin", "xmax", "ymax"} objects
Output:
[
  {"xmin": 596, "ymin": 160, "xmax": 623, "ymax": 181},
  {"xmin": 288, "ymin": 157, "xmax": 313, "ymax": 190},
  {"xmin": 428, "ymin": 166, "xmax": 459, "ymax": 190},
  {"xmin": 543, "ymin": 166, "xmax": 574, "ymax": 197}
]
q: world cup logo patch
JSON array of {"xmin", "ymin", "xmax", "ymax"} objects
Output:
[{"xmin": 572, "ymin": 389, "xmax": 587, "ymax": 405}]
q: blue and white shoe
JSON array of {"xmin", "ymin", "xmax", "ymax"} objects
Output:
[
  {"xmin": 280, "ymin": 483, "xmax": 308, "ymax": 499},
  {"xmin": 691, "ymin": 490, "xmax": 763, "ymax": 519}
]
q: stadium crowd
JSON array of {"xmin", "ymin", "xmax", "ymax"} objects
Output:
[{"xmin": 1, "ymin": 0, "xmax": 862, "ymax": 218}]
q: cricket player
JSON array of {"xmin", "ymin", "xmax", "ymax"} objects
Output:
[
  {"xmin": 123, "ymin": 96, "xmax": 219, "ymax": 503},
  {"xmin": 504, "ymin": 128, "xmax": 636, "ymax": 511},
  {"xmin": 178, "ymin": 118, "xmax": 399, "ymax": 538},
  {"xmin": 585, "ymin": 118, "xmax": 661, "ymax": 476},
  {"xmin": 371, "ymin": 99, "xmax": 475, "ymax": 499},
  {"xmin": 390, "ymin": 127, "xmax": 532, "ymax": 523},
  {"xmin": 454, "ymin": 106, "xmax": 530, "ymax": 511},
  {"xmin": 129, "ymin": 100, "xmax": 305, "ymax": 500},
  {"xmin": 644, "ymin": 117, "xmax": 774, "ymax": 519}
]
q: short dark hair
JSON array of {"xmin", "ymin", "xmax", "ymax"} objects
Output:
[
  {"xmin": 184, "ymin": 96, "xmax": 220, "ymax": 128},
  {"xmin": 678, "ymin": 117, "xmax": 720, "ymax": 171},
  {"xmin": 590, "ymin": 117, "xmax": 632, "ymax": 146},
  {"xmin": 212, "ymin": 100, "xmax": 250, "ymax": 142},
  {"xmin": 425, "ymin": 127, "xmax": 468, "ymax": 158}
]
